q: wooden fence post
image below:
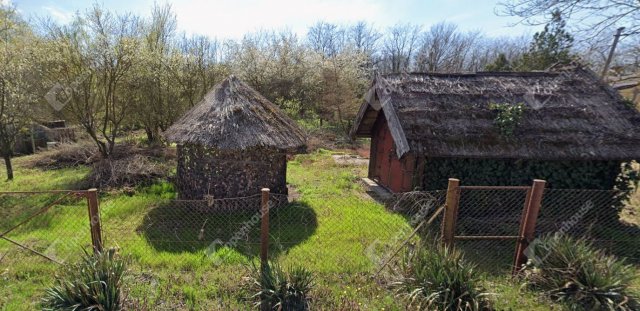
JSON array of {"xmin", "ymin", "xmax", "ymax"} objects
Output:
[
  {"xmin": 86, "ymin": 188, "xmax": 103, "ymax": 254},
  {"xmin": 260, "ymin": 188, "xmax": 270, "ymax": 267},
  {"xmin": 513, "ymin": 179, "xmax": 546, "ymax": 275},
  {"xmin": 441, "ymin": 178, "xmax": 461, "ymax": 247}
]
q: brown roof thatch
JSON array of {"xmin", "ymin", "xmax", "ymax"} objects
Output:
[
  {"xmin": 164, "ymin": 75, "xmax": 306, "ymax": 151},
  {"xmin": 351, "ymin": 65, "xmax": 640, "ymax": 160}
]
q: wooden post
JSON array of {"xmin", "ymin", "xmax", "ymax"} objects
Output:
[
  {"xmin": 260, "ymin": 188, "xmax": 270, "ymax": 267},
  {"xmin": 513, "ymin": 179, "xmax": 546, "ymax": 275},
  {"xmin": 86, "ymin": 188, "xmax": 103, "ymax": 253},
  {"xmin": 259, "ymin": 188, "xmax": 270, "ymax": 311},
  {"xmin": 441, "ymin": 178, "xmax": 461, "ymax": 247}
]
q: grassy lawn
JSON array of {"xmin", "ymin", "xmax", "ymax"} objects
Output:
[{"xmin": 0, "ymin": 150, "xmax": 638, "ymax": 310}]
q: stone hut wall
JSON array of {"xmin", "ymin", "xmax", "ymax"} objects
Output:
[{"xmin": 176, "ymin": 143, "xmax": 288, "ymax": 200}]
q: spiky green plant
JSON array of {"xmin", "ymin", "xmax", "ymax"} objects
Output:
[
  {"xmin": 523, "ymin": 234, "xmax": 637, "ymax": 310},
  {"xmin": 42, "ymin": 248, "xmax": 128, "ymax": 311},
  {"xmin": 392, "ymin": 243, "xmax": 492, "ymax": 311},
  {"xmin": 248, "ymin": 261, "xmax": 314, "ymax": 310}
]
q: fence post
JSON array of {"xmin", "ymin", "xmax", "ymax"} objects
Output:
[
  {"xmin": 260, "ymin": 188, "xmax": 270, "ymax": 267},
  {"xmin": 259, "ymin": 188, "xmax": 270, "ymax": 311},
  {"xmin": 441, "ymin": 178, "xmax": 461, "ymax": 247},
  {"xmin": 86, "ymin": 188, "xmax": 103, "ymax": 254},
  {"xmin": 513, "ymin": 179, "xmax": 546, "ymax": 275}
]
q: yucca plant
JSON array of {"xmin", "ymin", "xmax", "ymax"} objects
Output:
[
  {"xmin": 392, "ymin": 243, "xmax": 492, "ymax": 311},
  {"xmin": 248, "ymin": 261, "xmax": 314, "ymax": 310},
  {"xmin": 42, "ymin": 248, "xmax": 128, "ymax": 311},
  {"xmin": 522, "ymin": 234, "xmax": 637, "ymax": 310}
]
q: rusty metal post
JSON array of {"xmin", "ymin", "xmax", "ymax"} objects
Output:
[
  {"xmin": 441, "ymin": 178, "xmax": 461, "ymax": 247},
  {"xmin": 260, "ymin": 188, "xmax": 270, "ymax": 267},
  {"xmin": 86, "ymin": 188, "xmax": 103, "ymax": 253},
  {"xmin": 513, "ymin": 179, "xmax": 546, "ymax": 275}
]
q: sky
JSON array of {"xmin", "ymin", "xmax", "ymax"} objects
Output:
[{"xmin": 7, "ymin": 0, "xmax": 542, "ymax": 39}]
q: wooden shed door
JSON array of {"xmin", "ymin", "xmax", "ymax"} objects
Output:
[
  {"xmin": 374, "ymin": 118, "xmax": 393, "ymax": 187},
  {"xmin": 372, "ymin": 116, "xmax": 415, "ymax": 192}
]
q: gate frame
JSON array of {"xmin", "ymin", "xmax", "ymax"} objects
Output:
[{"xmin": 440, "ymin": 178, "xmax": 546, "ymax": 276}]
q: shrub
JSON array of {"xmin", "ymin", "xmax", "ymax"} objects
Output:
[
  {"xmin": 248, "ymin": 261, "xmax": 314, "ymax": 310},
  {"xmin": 42, "ymin": 249, "xmax": 128, "ymax": 311},
  {"xmin": 84, "ymin": 155, "xmax": 172, "ymax": 189},
  {"xmin": 392, "ymin": 243, "xmax": 492, "ymax": 311},
  {"xmin": 522, "ymin": 234, "xmax": 637, "ymax": 310}
]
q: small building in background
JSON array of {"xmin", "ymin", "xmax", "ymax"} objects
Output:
[
  {"xmin": 164, "ymin": 75, "xmax": 306, "ymax": 200},
  {"xmin": 351, "ymin": 64, "xmax": 640, "ymax": 192},
  {"xmin": 14, "ymin": 120, "xmax": 76, "ymax": 155}
]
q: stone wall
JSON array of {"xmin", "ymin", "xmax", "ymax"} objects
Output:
[{"xmin": 176, "ymin": 143, "xmax": 288, "ymax": 200}]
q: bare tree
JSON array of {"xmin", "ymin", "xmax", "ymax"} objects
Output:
[
  {"xmin": 415, "ymin": 22, "xmax": 481, "ymax": 72},
  {"xmin": 307, "ymin": 21, "xmax": 345, "ymax": 58},
  {"xmin": 347, "ymin": 21, "xmax": 382, "ymax": 57},
  {"xmin": 498, "ymin": 0, "xmax": 640, "ymax": 38},
  {"xmin": 381, "ymin": 23, "xmax": 421, "ymax": 73},
  {"xmin": 43, "ymin": 6, "xmax": 142, "ymax": 157}
]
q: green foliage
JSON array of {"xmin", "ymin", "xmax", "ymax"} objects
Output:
[
  {"xmin": 392, "ymin": 242, "xmax": 492, "ymax": 310},
  {"xmin": 622, "ymin": 99, "xmax": 636, "ymax": 110},
  {"xmin": 522, "ymin": 235, "xmax": 637, "ymax": 310},
  {"xmin": 248, "ymin": 261, "xmax": 315, "ymax": 310},
  {"xmin": 422, "ymin": 158, "xmax": 631, "ymax": 191},
  {"xmin": 484, "ymin": 53, "xmax": 512, "ymax": 71},
  {"xmin": 144, "ymin": 181, "xmax": 177, "ymax": 199},
  {"xmin": 513, "ymin": 10, "xmax": 574, "ymax": 70},
  {"xmin": 488, "ymin": 102, "xmax": 526, "ymax": 137},
  {"xmin": 42, "ymin": 249, "xmax": 128, "ymax": 311}
]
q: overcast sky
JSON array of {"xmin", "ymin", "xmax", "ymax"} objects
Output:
[{"xmin": 8, "ymin": 0, "xmax": 542, "ymax": 39}]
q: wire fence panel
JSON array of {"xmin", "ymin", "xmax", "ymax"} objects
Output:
[
  {"xmin": 0, "ymin": 192, "xmax": 92, "ymax": 265},
  {"xmin": 537, "ymin": 189, "xmax": 640, "ymax": 262},
  {"xmin": 269, "ymin": 190, "xmax": 447, "ymax": 274},
  {"xmin": 454, "ymin": 187, "xmax": 530, "ymax": 273}
]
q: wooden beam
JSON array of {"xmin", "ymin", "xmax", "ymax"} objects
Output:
[{"xmin": 441, "ymin": 178, "xmax": 461, "ymax": 247}]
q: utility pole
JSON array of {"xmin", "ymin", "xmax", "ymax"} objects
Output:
[{"xmin": 601, "ymin": 27, "xmax": 626, "ymax": 79}]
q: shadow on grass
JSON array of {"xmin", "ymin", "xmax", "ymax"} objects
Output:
[{"xmin": 138, "ymin": 200, "xmax": 318, "ymax": 258}]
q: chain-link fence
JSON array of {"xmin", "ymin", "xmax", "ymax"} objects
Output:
[
  {"xmin": 99, "ymin": 187, "xmax": 639, "ymax": 277},
  {"xmin": 1, "ymin": 185, "xmax": 638, "ymax": 307},
  {"xmin": 453, "ymin": 187, "xmax": 530, "ymax": 273},
  {"xmin": 101, "ymin": 190, "xmax": 447, "ymax": 275},
  {"xmin": 537, "ymin": 189, "xmax": 640, "ymax": 263},
  {"xmin": 0, "ymin": 191, "xmax": 94, "ymax": 265}
]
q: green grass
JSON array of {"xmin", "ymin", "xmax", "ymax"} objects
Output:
[{"xmin": 0, "ymin": 150, "xmax": 638, "ymax": 310}]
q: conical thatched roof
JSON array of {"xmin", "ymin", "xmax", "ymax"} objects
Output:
[
  {"xmin": 164, "ymin": 75, "xmax": 306, "ymax": 151},
  {"xmin": 351, "ymin": 64, "xmax": 640, "ymax": 160}
]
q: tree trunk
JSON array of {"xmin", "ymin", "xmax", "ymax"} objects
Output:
[
  {"xmin": 145, "ymin": 128, "xmax": 155, "ymax": 143},
  {"xmin": 4, "ymin": 155, "xmax": 13, "ymax": 181}
]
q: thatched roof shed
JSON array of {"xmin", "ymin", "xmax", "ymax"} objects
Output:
[
  {"xmin": 165, "ymin": 75, "xmax": 306, "ymax": 200},
  {"xmin": 352, "ymin": 65, "xmax": 640, "ymax": 160},
  {"xmin": 351, "ymin": 64, "xmax": 640, "ymax": 192},
  {"xmin": 165, "ymin": 75, "xmax": 306, "ymax": 151}
]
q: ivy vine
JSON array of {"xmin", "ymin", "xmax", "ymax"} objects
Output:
[{"xmin": 488, "ymin": 102, "xmax": 526, "ymax": 137}]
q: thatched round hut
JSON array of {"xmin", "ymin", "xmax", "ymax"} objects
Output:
[{"xmin": 164, "ymin": 75, "xmax": 306, "ymax": 200}]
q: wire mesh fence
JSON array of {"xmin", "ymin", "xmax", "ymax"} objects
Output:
[
  {"xmin": 98, "ymin": 186, "xmax": 640, "ymax": 277},
  {"xmin": 454, "ymin": 187, "xmax": 531, "ymax": 273},
  {"xmin": 537, "ymin": 189, "xmax": 640, "ymax": 263},
  {"xmin": 2, "ymin": 186, "xmax": 637, "ymax": 288},
  {"xmin": 0, "ymin": 191, "xmax": 93, "ymax": 265},
  {"xmin": 100, "ymin": 190, "xmax": 447, "ymax": 275}
]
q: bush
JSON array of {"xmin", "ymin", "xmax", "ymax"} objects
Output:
[
  {"xmin": 522, "ymin": 234, "xmax": 637, "ymax": 310},
  {"xmin": 392, "ymin": 243, "xmax": 492, "ymax": 311},
  {"xmin": 85, "ymin": 155, "xmax": 172, "ymax": 189},
  {"xmin": 248, "ymin": 261, "xmax": 314, "ymax": 310},
  {"xmin": 42, "ymin": 249, "xmax": 128, "ymax": 311}
]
